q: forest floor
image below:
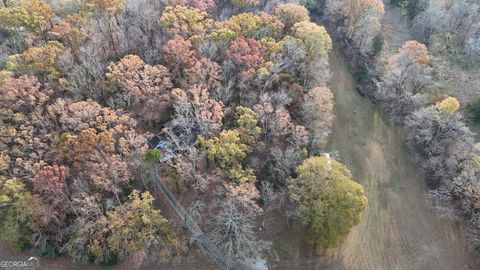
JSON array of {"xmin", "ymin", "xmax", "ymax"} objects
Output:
[
  {"xmin": 379, "ymin": 6, "xmax": 413, "ymax": 55},
  {"xmin": 0, "ymin": 241, "xmax": 133, "ymax": 270},
  {"xmin": 430, "ymin": 51, "xmax": 480, "ymax": 106},
  {"xmin": 428, "ymin": 41, "xmax": 480, "ymax": 108},
  {"xmin": 0, "ymin": 240, "xmax": 218, "ymax": 270}
]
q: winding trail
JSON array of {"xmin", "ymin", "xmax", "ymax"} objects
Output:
[{"xmin": 149, "ymin": 168, "xmax": 254, "ymax": 270}]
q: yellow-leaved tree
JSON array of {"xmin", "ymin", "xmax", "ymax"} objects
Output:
[
  {"xmin": 107, "ymin": 190, "xmax": 181, "ymax": 265},
  {"xmin": 292, "ymin": 21, "xmax": 332, "ymax": 60},
  {"xmin": 0, "ymin": 178, "xmax": 34, "ymax": 249},
  {"xmin": 159, "ymin": 5, "xmax": 212, "ymax": 37},
  {"xmin": 292, "ymin": 21, "xmax": 332, "ymax": 85},
  {"xmin": 288, "ymin": 156, "xmax": 367, "ymax": 249},
  {"xmin": 198, "ymin": 106, "xmax": 260, "ymax": 183},
  {"xmin": 7, "ymin": 41, "xmax": 65, "ymax": 79},
  {"xmin": 435, "ymin": 96, "xmax": 460, "ymax": 115},
  {"xmin": 0, "ymin": 0, "xmax": 53, "ymax": 33},
  {"xmin": 274, "ymin": 3, "xmax": 310, "ymax": 32}
]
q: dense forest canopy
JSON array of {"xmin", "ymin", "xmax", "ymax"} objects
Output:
[
  {"xmin": 0, "ymin": 0, "xmax": 370, "ymax": 267},
  {"xmin": 1, "ymin": 0, "xmax": 480, "ymax": 268}
]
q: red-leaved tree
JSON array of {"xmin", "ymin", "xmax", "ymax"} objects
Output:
[
  {"xmin": 105, "ymin": 54, "xmax": 174, "ymax": 123},
  {"xmin": 226, "ymin": 37, "xmax": 263, "ymax": 78}
]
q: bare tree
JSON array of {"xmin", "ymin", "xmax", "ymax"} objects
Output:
[
  {"xmin": 414, "ymin": 0, "xmax": 480, "ymax": 55},
  {"xmin": 267, "ymin": 146, "xmax": 305, "ymax": 185},
  {"xmin": 405, "ymin": 106, "xmax": 474, "ymax": 184},
  {"xmin": 259, "ymin": 181, "xmax": 284, "ymax": 229},
  {"xmin": 302, "ymin": 86, "xmax": 335, "ymax": 150},
  {"xmin": 464, "ymin": 22, "xmax": 480, "ymax": 66},
  {"xmin": 209, "ymin": 197, "xmax": 269, "ymax": 261},
  {"xmin": 187, "ymin": 200, "xmax": 205, "ymax": 224},
  {"xmin": 174, "ymin": 145, "xmax": 208, "ymax": 192}
]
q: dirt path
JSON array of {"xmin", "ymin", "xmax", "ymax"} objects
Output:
[
  {"xmin": 322, "ymin": 48, "xmax": 480, "ymax": 270},
  {"xmin": 380, "ymin": 6, "xmax": 414, "ymax": 54},
  {"xmin": 148, "ymin": 168, "xmax": 255, "ymax": 270}
]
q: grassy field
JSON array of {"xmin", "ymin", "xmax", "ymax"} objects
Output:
[{"xmin": 267, "ymin": 46, "xmax": 480, "ymax": 270}]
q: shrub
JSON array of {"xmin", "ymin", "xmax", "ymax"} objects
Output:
[{"xmin": 466, "ymin": 96, "xmax": 480, "ymax": 123}]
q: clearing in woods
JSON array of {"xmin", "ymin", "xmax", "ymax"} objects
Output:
[
  {"xmin": 271, "ymin": 45, "xmax": 479, "ymax": 270},
  {"xmin": 324, "ymin": 47, "xmax": 479, "ymax": 270}
]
